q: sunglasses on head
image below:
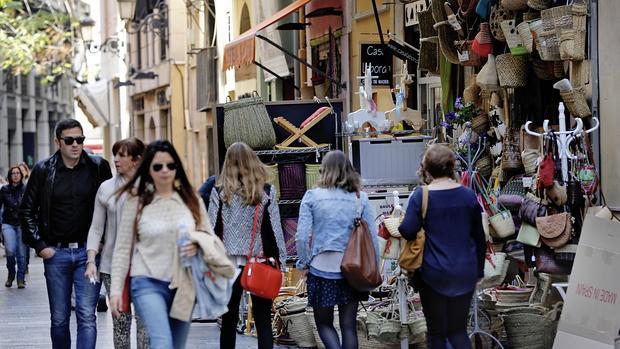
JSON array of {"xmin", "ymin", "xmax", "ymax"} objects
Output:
[
  {"xmin": 60, "ymin": 136, "xmax": 85, "ymax": 145},
  {"xmin": 152, "ymin": 162, "xmax": 178, "ymax": 172}
]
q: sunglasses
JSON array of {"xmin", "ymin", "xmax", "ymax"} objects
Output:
[
  {"xmin": 152, "ymin": 162, "xmax": 178, "ymax": 172},
  {"xmin": 60, "ymin": 136, "xmax": 86, "ymax": 145}
]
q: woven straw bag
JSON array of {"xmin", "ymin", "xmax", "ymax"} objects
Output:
[
  {"xmin": 496, "ymin": 54, "xmax": 528, "ymax": 88},
  {"xmin": 541, "ymin": 1, "xmax": 587, "ymax": 32},
  {"xmin": 418, "ymin": 8, "xmax": 440, "ymax": 73},
  {"xmin": 489, "ymin": 210, "xmax": 516, "ymax": 238},
  {"xmin": 536, "ymin": 212, "xmax": 572, "ymax": 248},
  {"xmin": 501, "ymin": 0, "xmax": 528, "ymax": 11},
  {"xmin": 278, "ymin": 298, "xmax": 317, "ymax": 348},
  {"xmin": 501, "ymin": 305, "xmax": 560, "ymax": 349},
  {"xmin": 517, "ymin": 21, "xmax": 534, "ymax": 53},
  {"xmin": 432, "ymin": 0, "xmax": 461, "ymax": 64},
  {"xmin": 223, "ymin": 93, "xmax": 277, "ymax": 150},
  {"xmin": 521, "ymin": 149, "xmax": 540, "ymax": 175},
  {"xmin": 560, "ymin": 29, "xmax": 586, "ymax": 61},
  {"xmin": 490, "ymin": 3, "xmax": 515, "ymax": 42},
  {"xmin": 501, "ymin": 19, "xmax": 528, "ymax": 56},
  {"xmin": 560, "ymin": 86, "xmax": 591, "ymax": 117},
  {"xmin": 502, "ymin": 128, "xmax": 523, "ymax": 170}
]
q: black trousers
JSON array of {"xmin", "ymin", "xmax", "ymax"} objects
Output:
[
  {"xmin": 420, "ymin": 282, "xmax": 474, "ymax": 349},
  {"xmin": 220, "ymin": 268, "xmax": 274, "ymax": 349}
]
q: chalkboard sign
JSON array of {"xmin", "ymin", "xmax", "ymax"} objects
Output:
[{"xmin": 360, "ymin": 44, "xmax": 393, "ymax": 86}]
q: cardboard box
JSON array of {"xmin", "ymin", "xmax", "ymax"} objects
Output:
[{"xmin": 553, "ymin": 211, "xmax": 620, "ymax": 349}]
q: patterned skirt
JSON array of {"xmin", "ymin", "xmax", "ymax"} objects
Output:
[{"xmin": 306, "ymin": 273, "xmax": 369, "ymax": 308}]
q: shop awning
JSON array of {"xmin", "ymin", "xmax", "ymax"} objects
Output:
[
  {"xmin": 75, "ymin": 80, "xmax": 109, "ymax": 128},
  {"xmin": 222, "ymin": 0, "xmax": 312, "ymax": 70}
]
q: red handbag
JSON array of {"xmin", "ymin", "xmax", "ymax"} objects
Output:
[
  {"xmin": 240, "ymin": 205, "xmax": 282, "ymax": 300},
  {"xmin": 120, "ymin": 277, "xmax": 131, "ymax": 313}
]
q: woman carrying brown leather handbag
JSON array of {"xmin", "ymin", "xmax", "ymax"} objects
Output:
[{"xmin": 399, "ymin": 144, "xmax": 486, "ymax": 349}]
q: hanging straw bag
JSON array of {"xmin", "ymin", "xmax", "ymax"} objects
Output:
[
  {"xmin": 559, "ymin": 29, "xmax": 586, "ymax": 61},
  {"xmin": 527, "ymin": 0, "xmax": 552, "ymax": 10},
  {"xmin": 223, "ymin": 92, "xmax": 277, "ymax": 150},
  {"xmin": 484, "ymin": 242, "xmax": 507, "ymax": 285},
  {"xmin": 496, "ymin": 54, "xmax": 528, "ymax": 88},
  {"xmin": 418, "ymin": 8, "xmax": 440, "ymax": 74},
  {"xmin": 502, "ymin": 128, "xmax": 523, "ymax": 170},
  {"xmin": 490, "ymin": 3, "xmax": 515, "ymax": 42},
  {"xmin": 559, "ymin": 86, "xmax": 591, "ymax": 117},
  {"xmin": 501, "ymin": 20, "xmax": 528, "ymax": 56}
]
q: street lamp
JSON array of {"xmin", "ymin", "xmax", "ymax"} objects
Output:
[
  {"xmin": 118, "ymin": 0, "xmax": 136, "ymax": 21},
  {"xmin": 79, "ymin": 13, "xmax": 96, "ymax": 43}
]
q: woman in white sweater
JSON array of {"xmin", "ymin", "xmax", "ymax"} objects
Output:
[
  {"xmin": 84, "ymin": 137, "xmax": 148, "ymax": 349},
  {"xmin": 109, "ymin": 140, "xmax": 208, "ymax": 349}
]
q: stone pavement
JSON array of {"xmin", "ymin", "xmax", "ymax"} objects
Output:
[{"xmin": 0, "ymin": 254, "xmax": 296, "ymax": 348}]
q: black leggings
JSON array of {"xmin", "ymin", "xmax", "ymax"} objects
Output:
[
  {"xmin": 312, "ymin": 301, "xmax": 358, "ymax": 349},
  {"xmin": 220, "ymin": 269, "xmax": 274, "ymax": 349},
  {"xmin": 420, "ymin": 284, "xmax": 473, "ymax": 349}
]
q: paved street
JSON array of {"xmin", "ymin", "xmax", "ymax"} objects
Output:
[{"xmin": 0, "ymin": 253, "xmax": 292, "ymax": 348}]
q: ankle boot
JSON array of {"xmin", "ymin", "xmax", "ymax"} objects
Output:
[{"xmin": 5, "ymin": 277, "xmax": 14, "ymax": 288}]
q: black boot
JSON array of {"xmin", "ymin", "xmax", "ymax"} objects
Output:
[{"xmin": 5, "ymin": 277, "xmax": 14, "ymax": 288}]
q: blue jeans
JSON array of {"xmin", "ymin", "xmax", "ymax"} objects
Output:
[
  {"xmin": 2, "ymin": 224, "xmax": 28, "ymax": 281},
  {"xmin": 43, "ymin": 247, "xmax": 101, "ymax": 349},
  {"xmin": 131, "ymin": 276, "xmax": 191, "ymax": 349}
]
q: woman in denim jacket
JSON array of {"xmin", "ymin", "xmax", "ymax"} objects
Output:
[{"xmin": 296, "ymin": 150, "xmax": 379, "ymax": 349}]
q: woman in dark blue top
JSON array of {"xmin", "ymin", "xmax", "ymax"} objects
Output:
[{"xmin": 399, "ymin": 144, "xmax": 486, "ymax": 349}]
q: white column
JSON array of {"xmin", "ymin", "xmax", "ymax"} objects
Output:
[
  {"xmin": 37, "ymin": 100, "xmax": 50, "ymax": 161},
  {"xmin": 9, "ymin": 99, "xmax": 23, "ymax": 165}
]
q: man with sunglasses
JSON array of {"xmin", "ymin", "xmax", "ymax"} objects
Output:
[{"xmin": 20, "ymin": 118, "xmax": 112, "ymax": 349}]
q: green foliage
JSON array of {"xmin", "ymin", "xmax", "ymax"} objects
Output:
[{"xmin": 0, "ymin": 1, "xmax": 76, "ymax": 84}]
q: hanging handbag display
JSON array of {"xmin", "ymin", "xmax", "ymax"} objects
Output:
[
  {"xmin": 536, "ymin": 212, "xmax": 572, "ymax": 249},
  {"xmin": 341, "ymin": 194, "xmax": 383, "ymax": 292},
  {"xmin": 377, "ymin": 219, "xmax": 401, "ymax": 260},
  {"xmin": 223, "ymin": 92, "xmax": 277, "ymax": 150},
  {"xmin": 538, "ymin": 132, "xmax": 557, "ymax": 189},
  {"xmin": 399, "ymin": 186, "xmax": 429, "ymax": 272},
  {"xmin": 484, "ymin": 241, "xmax": 507, "ymax": 285},
  {"xmin": 241, "ymin": 205, "xmax": 283, "ymax": 300}
]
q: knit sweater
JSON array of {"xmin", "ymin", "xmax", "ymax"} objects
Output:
[
  {"xmin": 86, "ymin": 175, "xmax": 127, "ymax": 274},
  {"xmin": 110, "ymin": 192, "xmax": 209, "ymax": 297},
  {"xmin": 208, "ymin": 185, "xmax": 287, "ymax": 268}
]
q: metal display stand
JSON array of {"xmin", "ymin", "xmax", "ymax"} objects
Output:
[{"xmin": 524, "ymin": 102, "xmax": 600, "ymax": 182}]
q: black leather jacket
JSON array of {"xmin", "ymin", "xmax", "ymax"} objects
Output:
[
  {"xmin": 0, "ymin": 183, "xmax": 25, "ymax": 226},
  {"xmin": 20, "ymin": 151, "xmax": 112, "ymax": 253}
]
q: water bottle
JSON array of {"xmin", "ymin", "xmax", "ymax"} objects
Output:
[{"xmin": 177, "ymin": 224, "xmax": 192, "ymax": 267}]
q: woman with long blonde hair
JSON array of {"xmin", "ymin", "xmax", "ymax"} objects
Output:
[{"xmin": 209, "ymin": 142, "xmax": 286, "ymax": 349}]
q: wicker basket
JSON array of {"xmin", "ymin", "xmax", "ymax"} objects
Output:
[
  {"xmin": 529, "ymin": 273, "xmax": 568, "ymax": 308},
  {"xmin": 266, "ymin": 163, "xmax": 281, "ymax": 200},
  {"xmin": 495, "ymin": 287, "xmax": 535, "ymax": 305},
  {"xmin": 537, "ymin": 30, "xmax": 561, "ymax": 61},
  {"xmin": 541, "ymin": 2, "xmax": 587, "ymax": 32},
  {"xmin": 560, "ymin": 29, "xmax": 586, "ymax": 61},
  {"xmin": 472, "ymin": 113, "xmax": 490, "ymax": 134},
  {"xmin": 496, "ymin": 54, "xmax": 528, "ymax": 88},
  {"xmin": 285, "ymin": 311, "xmax": 318, "ymax": 348},
  {"xmin": 559, "ymin": 87, "xmax": 591, "ymax": 118},
  {"xmin": 476, "ymin": 154, "xmax": 494, "ymax": 178},
  {"xmin": 501, "ymin": 306, "xmax": 558, "ymax": 349},
  {"xmin": 305, "ymin": 163, "xmax": 321, "ymax": 190}
]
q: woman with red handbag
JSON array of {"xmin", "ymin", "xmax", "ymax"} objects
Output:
[
  {"xmin": 109, "ymin": 140, "xmax": 211, "ymax": 349},
  {"xmin": 208, "ymin": 142, "xmax": 287, "ymax": 349},
  {"xmin": 295, "ymin": 150, "xmax": 380, "ymax": 349}
]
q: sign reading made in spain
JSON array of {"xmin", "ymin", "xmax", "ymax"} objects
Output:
[{"xmin": 360, "ymin": 44, "xmax": 393, "ymax": 86}]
